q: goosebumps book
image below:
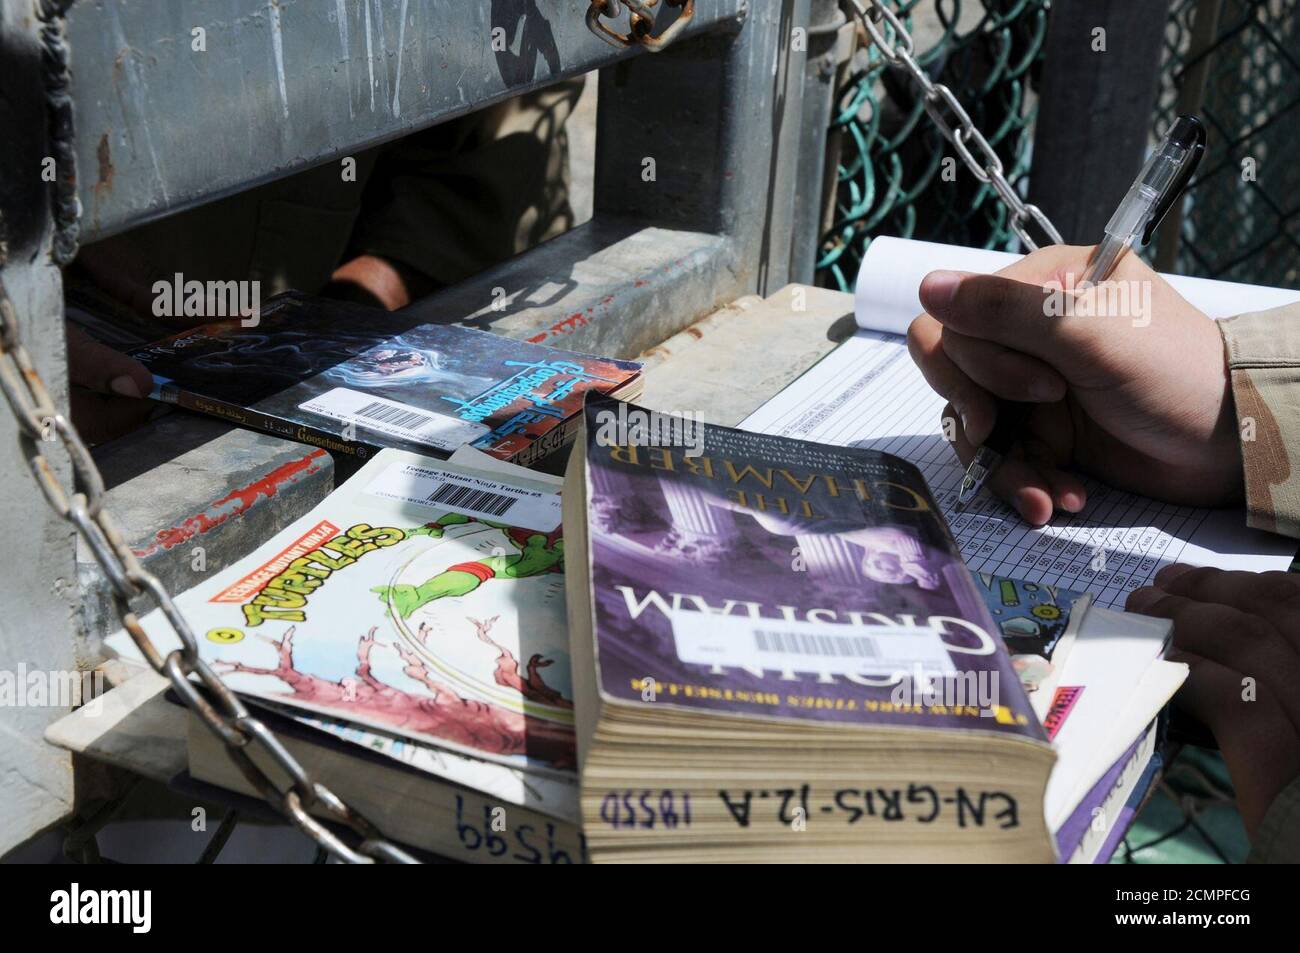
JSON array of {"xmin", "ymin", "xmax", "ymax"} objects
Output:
[
  {"xmin": 129, "ymin": 292, "xmax": 641, "ymax": 467},
  {"xmin": 564, "ymin": 395, "xmax": 1058, "ymax": 863}
]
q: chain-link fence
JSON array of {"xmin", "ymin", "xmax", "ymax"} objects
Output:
[
  {"xmin": 821, "ymin": 0, "xmax": 1292, "ymax": 864},
  {"xmin": 1152, "ymin": 0, "xmax": 1299, "ymax": 287},
  {"xmin": 818, "ymin": 0, "xmax": 1051, "ymax": 290},
  {"xmin": 822, "ymin": 0, "xmax": 1299, "ymax": 293}
]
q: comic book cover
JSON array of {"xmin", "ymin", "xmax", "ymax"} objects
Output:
[
  {"xmin": 108, "ymin": 448, "xmax": 578, "ymax": 778},
  {"xmin": 973, "ymin": 573, "xmax": 1091, "ymax": 699},
  {"xmin": 129, "ymin": 292, "xmax": 641, "ymax": 468}
]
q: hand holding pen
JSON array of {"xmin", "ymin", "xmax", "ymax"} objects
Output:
[
  {"xmin": 906, "ymin": 121, "xmax": 1244, "ymax": 525},
  {"xmin": 952, "ymin": 116, "xmax": 1208, "ymax": 513}
]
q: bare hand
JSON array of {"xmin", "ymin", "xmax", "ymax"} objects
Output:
[
  {"xmin": 66, "ymin": 323, "xmax": 155, "ymax": 445},
  {"xmin": 907, "ymin": 246, "xmax": 1241, "ymax": 525},
  {"xmin": 1128, "ymin": 563, "xmax": 1300, "ymax": 839}
]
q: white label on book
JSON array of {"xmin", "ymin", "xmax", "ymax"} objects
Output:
[
  {"xmin": 669, "ymin": 611, "xmax": 957, "ymax": 679},
  {"xmin": 364, "ymin": 461, "xmax": 562, "ymax": 532},
  {"xmin": 298, "ymin": 387, "xmax": 489, "ymax": 451}
]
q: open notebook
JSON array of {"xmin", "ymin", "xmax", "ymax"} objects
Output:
[{"xmin": 742, "ymin": 237, "xmax": 1299, "ymax": 611}]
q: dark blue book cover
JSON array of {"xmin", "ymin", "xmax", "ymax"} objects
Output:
[{"xmin": 132, "ymin": 292, "xmax": 641, "ymax": 466}]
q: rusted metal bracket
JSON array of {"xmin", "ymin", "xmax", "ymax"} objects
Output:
[{"xmin": 586, "ymin": 0, "xmax": 695, "ymax": 52}]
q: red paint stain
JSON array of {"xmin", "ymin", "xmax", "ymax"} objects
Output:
[
  {"xmin": 134, "ymin": 450, "xmax": 329, "ymax": 558},
  {"xmin": 526, "ymin": 257, "xmax": 694, "ymax": 341},
  {"xmin": 530, "ymin": 311, "xmax": 590, "ymax": 342}
]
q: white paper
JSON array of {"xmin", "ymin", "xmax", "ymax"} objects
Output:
[
  {"xmin": 854, "ymin": 236, "xmax": 1300, "ymax": 336},
  {"xmin": 1041, "ymin": 606, "xmax": 1181, "ymax": 827},
  {"xmin": 365, "ymin": 460, "xmax": 562, "ymax": 532},
  {"xmin": 741, "ymin": 332, "xmax": 1296, "ymax": 611}
]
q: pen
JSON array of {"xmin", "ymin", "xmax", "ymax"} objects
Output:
[{"xmin": 955, "ymin": 115, "xmax": 1207, "ymax": 510}]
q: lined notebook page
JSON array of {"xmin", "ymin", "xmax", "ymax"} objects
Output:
[{"xmin": 741, "ymin": 331, "xmax": 1295, "ymax": 611}]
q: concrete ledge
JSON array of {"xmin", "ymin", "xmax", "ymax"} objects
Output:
[
  {"xmin": 399, "ymin": 220, "xmax": 738, "ymax": 360},
  {"xmin": 80, "ymin": 412, "xmax": 334, "ymax": 655},
  {"xmin": 637, "ymin": 283, "xmax": 856, "ymax": 425}
]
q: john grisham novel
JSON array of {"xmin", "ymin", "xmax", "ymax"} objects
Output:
[{"xmin": 565, "ymin": 396, "xmax": 1056, "ymax": 862}]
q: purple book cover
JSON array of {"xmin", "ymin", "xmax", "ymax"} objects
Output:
[
  {"xmin": 581, "ymin": 396, "xmax": 1044, "ymax": 741},
  {"xmin": 1055, "ymin": 732, "xmax": 1145, "ymax": 858},
  {"xmin": 1096, "ymin": 754, "xmax": 1162, "ymax": 864}
]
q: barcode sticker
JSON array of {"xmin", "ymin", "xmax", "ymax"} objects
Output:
[
  {"xmin": 364, "ymin": 461, "xmax": 562, "ymax": 531},
  {"xmin": 669, "ymin": 611, "xmax": 957, "ymax": 678},
  {"xmin": 298, "ymin": 387, "xmax": 489, "ymax": 451}
]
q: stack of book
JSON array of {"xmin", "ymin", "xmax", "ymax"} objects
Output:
[
  {"xmin": 111, "ymin": 446, "xmax": 589, "ymax": 863},
  {"xmin": 563, "ymin": 397, "xmax": 1183, "ymax": 863},
  {"xmin": 107, "ymin": 390, "xmax": 1183, "ymax": 862}
]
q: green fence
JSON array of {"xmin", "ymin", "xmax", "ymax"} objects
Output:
[
  {"xmin": 818, "ymin": 0, "xmax": 1051, "ymax": 291},
  {"xmin": 817, "ymin": 0, "xmax": 1296, "ymax": 863},
  {"xmin": 1153, "ymin": 0, "xmax": 1300, "ymax": 287},
  {"xmin": 821, "ymin": 0, "xmax": 1299, "ymax": 292}
]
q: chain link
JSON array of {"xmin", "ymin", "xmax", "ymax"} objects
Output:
[
  {"xmin": 585, "ymin": 0, "xmax": 695, "ymax": 52},
  {"xmin": 7, "ymin": 3, "xmax": 420, "ymax": 860},
  {"xmin": 846, "ymin": 0, "xmax": 1063, "ymax": 251},
  {"xmin": 0, "ymin": 276, "xmax": 420, "ymax": 863}
]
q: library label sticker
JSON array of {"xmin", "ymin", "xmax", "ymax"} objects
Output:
[
  {"xmin": 299, "ymin": 387, "xmax": 489, "ymax": 451},
  {"xmin": 669, "ymin": 611, "xmax": 957, "ymax": 678},
  {"xmin": 365, "ymin": 461, "xmax": 562, "ymax": 532}
]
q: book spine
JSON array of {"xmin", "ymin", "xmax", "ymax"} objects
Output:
[
  {"xmin": 506, "ymin": 415, "xmax": 579, "ymax": 468},
  {"xmin": 163, "ymin": 389, "xmax": 386, "ymax": 463},
  {"xmin": 188, "ymin": 715, "xmax": 588, "ymax": 865}
]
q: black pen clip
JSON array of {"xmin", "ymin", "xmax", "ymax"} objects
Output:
[{"xmin": 1140, "ymin": 114, "xmax": 1207, "ymax": 246}]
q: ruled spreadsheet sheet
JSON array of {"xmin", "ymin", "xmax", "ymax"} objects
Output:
[{"xmin": 741, "ymin": 331, "xmax": 1294, "ymax": 610}]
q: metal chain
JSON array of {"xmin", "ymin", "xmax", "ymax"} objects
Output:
[
  {"xmin": 846, "ymin": 0, "xmax": 1063, "ymax": 250},
  {"xmin": 585, "ymin": 0, "xmax": 695, "ymax": 52},
  {"xmin": 0, "ymin": 279, "xmax": 419, "ymax": 864},
  {"xmin": 3, "ymin": 7, "xmax": 419, "ymax": 865}
]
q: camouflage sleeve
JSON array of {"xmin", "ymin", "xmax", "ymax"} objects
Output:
[
  {"xmin": 1219, "ymin": 305, "xmax": 1300, "ymax": 539},
  {"xmin": 1248, "ymin": 775, "xmax": 1300, "ymax": 863}
]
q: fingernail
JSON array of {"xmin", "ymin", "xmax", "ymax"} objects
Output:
[
  {"xmin": 921, "ymin": 270, "xmax": 962, "ymax": 311},
  {"xmin": 109, "ymin": 375, "xmax": 143, "ymax": 399}
]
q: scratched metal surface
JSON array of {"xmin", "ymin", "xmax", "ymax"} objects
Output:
[
  {"xmin": 0, "ymin": 0, "xmax": 81, "ymax": 851},
  {"xmin": 77, "ymin": 412, "xmax": 335, "ymax": 653},
  {"xmin": 68, "ymin": 0, "xmax": 745, "ymax": 240},
  {"xmin": 398, "ymin": 0, "xmax": 814, "ymax": 357}
]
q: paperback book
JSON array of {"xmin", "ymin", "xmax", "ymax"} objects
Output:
[
  {"xmin": 128, "ymin": 292, "xmax": 642, "ymax": 467},
  {"xmin": 109, "ymin": 448, "xmax": 588, "ymax": 862},
  {"xmin": 564, "ymin": 395, "xmax": 1059, "ymax": 862}
]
